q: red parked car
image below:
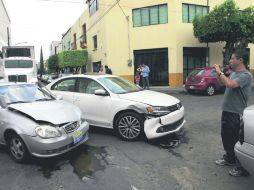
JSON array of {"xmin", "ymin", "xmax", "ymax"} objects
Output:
[{"xmin": 185, "ymin": 67, "xmax": 230, "ymax": 96}]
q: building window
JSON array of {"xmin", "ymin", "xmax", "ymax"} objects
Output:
[
  {"xmin": 133, "ymin": 4, "xmax": 168, "ymax": 27},
  {"xmin": 183, "ymin": 48, "xmax": 208, "ymax": 82},
  {"xmin": 89, "ymin": 0, "xmax": 99, "ymax": 16},
  {"xmin": 182, "ymin": 4, "xmax": 208, "ymax": 23},
  {"xmin": 93, "ymin": 35, "xmax": 97, "ymax": 49},
  {"xmin": 82, "ymin": 24, "xmax": 87, "ymax": 43},
  {"xmin": 72, "ymin": 33, "xmax": 77, "ymax": 50},
  {"xmin": 68, "ymin": 41, "xmax": 71, "ymax": 50},
  {"xmin": 80, "ymin": 24, "xmax": 87, "ymax": 49}
]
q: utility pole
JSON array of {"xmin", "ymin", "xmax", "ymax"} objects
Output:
[
  {"xmin": 7, "ymin": 27, "xmax": 10, "ymax": 46},
  {"xmin": 206, "ymin": 0, "xmax": 209, "ymax": 67}
]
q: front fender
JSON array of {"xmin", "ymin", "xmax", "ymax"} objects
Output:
[
  {"xmin": 1, "ymin": 109, "xmax": 38, "ymax": 137},
  {"xmin": 111, "ymin": 103, "xmax": 148, "ymax": 125}
]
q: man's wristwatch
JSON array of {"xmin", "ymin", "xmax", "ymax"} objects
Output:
[{"xmin": 218, "ymin": 72, "xmax": 224, "ymax": 76}]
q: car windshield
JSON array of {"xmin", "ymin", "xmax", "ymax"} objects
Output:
[
  {"xmin": 189, "ymin": 69, "xmax": 205, "ymax": 76},
  {"xmin": 4, "ymin": 60, "xmax": 33, "ymax": 68},
  {"xmin": 98, "ymin": 77, "xmax": 142, "ymax": 94},
  {"xmin": 0, "ymin": 84, "xmax": 53, "ymax": 105}
]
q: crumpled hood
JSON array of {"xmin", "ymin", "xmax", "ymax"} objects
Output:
[
  {"xmin": 8, "ymin": 100, "xmax": 81, "ymax": 125},
  {"xmin": 118, "ymin": 90, "xmax": 180, "ymax": 106}
]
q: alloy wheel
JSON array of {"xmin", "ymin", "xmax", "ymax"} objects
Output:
[
  {"xmin": 206, "ymin": 85, "xmax": 215, "ymax": 96},
  {"xmin": 116, "ymin": 112, "xmax": 143, "ymax": 140},
  {"xmin": 10, "ymin": 137, "xmax": 25, "ymax": 160},
  {"xmin": 8, "ymin": 134, "xmax": 28, "ymax": 163}
]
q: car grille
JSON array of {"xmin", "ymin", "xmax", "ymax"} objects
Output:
[
  {"xmin": 156, "ymin": 117, "xmax": 184, "ymax": 133},
  {"xmin": 63, "ymin": 121, "xmax": 79, "ymax": 133},
  {"xmin": 168, "ymin": 102, "xmax": 182, "ymax": 112},
  {"xmin": 8, "ymin": 75, "xmax": 27, "ymax": 82}
]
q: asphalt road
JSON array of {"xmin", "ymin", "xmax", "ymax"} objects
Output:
[{"xmin": 0, "ymin": 89, "xmax": 253, "ymax": 190}]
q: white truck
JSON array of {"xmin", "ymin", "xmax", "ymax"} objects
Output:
[{"xmin": 0, "ymin": 46, "xmax": 37, "ymax": 83}]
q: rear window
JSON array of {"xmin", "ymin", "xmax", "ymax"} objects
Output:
[{"xmin": 189, "ymin": 69, "xmax": 205, "ymax": 76}]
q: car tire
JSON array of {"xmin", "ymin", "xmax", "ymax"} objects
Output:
[
  {"xmin": 206, "ymin": 85, "xmax": 215, "ymax": 96},
  {"xmin": 115, "ymin": 112, "xmax": 144, "ymax": 141},
  {"xmin": 187, "ymin": 90, "xmax": 194, "ymax": 94},
  {"xmin": 7, "ymin": 134, "xmax": 29, "ymax": 163}
]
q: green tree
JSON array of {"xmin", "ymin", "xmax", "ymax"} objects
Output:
[
  {"xmin": 58, "ymin": 50, "xmax": 88, "ymax": 73},
  {"xmin": 47, "ymin": 54, "xmax": 59, "ymax": 73},
  {"xmin": 39, "ymin": 47, "xmax": 45, "ymax": 77},
  {"xmin": 193, "ymin": 0, "xmax": 254, "ymax": 65}
]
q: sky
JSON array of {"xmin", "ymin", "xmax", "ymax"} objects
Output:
[{"xmin": 3, "ymin": 0, "xmax": 87, "ymax": 61}]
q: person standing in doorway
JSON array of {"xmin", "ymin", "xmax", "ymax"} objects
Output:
[
  {"xmin": 98, "ymin": 65, "xmax": 105, "ymax": 74},
  {"xmin": 141, "ymin": 63, "xmax": 150, "ymax": 89},
  {"xmin": 134, "ymin": 71, "xmax": 141, "ymax": 86},
  {"xmin": 214, "ymin": 49, "xmax": 253, "ymax": 177}
]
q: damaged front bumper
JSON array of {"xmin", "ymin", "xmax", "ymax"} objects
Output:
[
  {"xmin": 144, "ymin": 107, "xmax": 185, "ymax": 139},
  {"xmin": 21, "ymin": 121, "xmax": 89, "ymax": 157}
]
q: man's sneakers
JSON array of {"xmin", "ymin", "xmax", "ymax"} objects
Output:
[
  {"xmin": 215, "ymin": 157, "xmax": 236, "ymax": 166},
  {"xmin": 229, "ymin": 167, "xmax": 249, "ymax": 177}
]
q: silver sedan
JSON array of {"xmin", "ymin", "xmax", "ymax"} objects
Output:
[{"xmin": 0, "ymin": 83, "xmax": 89, "ymax": 163}]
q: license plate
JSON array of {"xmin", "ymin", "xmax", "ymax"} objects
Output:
[
  {"xmin": 190, "ymin": 86, "xmax": 194, "ymax": 89},
  {"xmin": 73, "ymin": 130, "xmax": 84, "ymax": 145}
]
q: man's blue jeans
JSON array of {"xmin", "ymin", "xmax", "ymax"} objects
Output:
[{"xmin": 142, "ymin": 76, "xmax": 149, "ymax": 89}]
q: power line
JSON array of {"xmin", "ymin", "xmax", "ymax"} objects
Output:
[
  {"xmin": 68, "ymin": 0, "xmax": 121, "ymax": 46},
  {"xmin": 86, "ymin": 0, "xmax": 121, "ymax": 33},
  {"xmin": 39, "ymin": 0, "xmax": 85, "ymax": 4},
  {"xmin": 117, "ymin": 2, "xmax": 128, "ymax": 18}
]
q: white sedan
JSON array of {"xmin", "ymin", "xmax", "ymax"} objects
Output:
[
  {"xmin": 46, "ymin": 74, "xmax": 185, "ymax": 141},
  {"xmin": 235, "ymin": 105, "xmax": 254, "ymax": 176}
]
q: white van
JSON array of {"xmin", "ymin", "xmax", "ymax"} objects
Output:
[
  {"xmin": 0, "ymin": 46, "xmax": 37, "ymax": 83},
  {"xmin": 0, "ymin": 57, "xmax": 37, "ymax": 83}
]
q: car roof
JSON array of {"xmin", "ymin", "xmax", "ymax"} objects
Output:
[
  {"xmin": 58, "ymin": 73, "xmax": 119, "ymax": 79},
  {"xmin": 192, "ymin": 67, "xmax": 214, "ymax": 70}
]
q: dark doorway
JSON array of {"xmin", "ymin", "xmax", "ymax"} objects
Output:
[
  {"xmin": 183, "ymin": 47, "xmax": 208, "ymax": 83},
  {"xmin": 134, "ymin": 48, "xmax": 168, "ymax": 86},
  {"xmin": 93, "ymin": 61, "xmax": 101, "ymax": 73}
]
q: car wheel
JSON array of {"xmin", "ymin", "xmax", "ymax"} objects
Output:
[
  {"xmin": 206, "ymin": 85, "xmax": 215, "ymax": 96},
  {"xmin": 115, "ymin": 112, "xmax": 144, "ymax": 141},
  {"xmin": 7, "ymin": 134, "xmax": 29, "ymax": 163},
  {"xmin": 187, "ymin": 90, "xmax": 194, "ymax": 94}
]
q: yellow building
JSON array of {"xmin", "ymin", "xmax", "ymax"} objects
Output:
[{"xmin": 70, "ymin": 0, "xmax": 254, "ymax": 86}]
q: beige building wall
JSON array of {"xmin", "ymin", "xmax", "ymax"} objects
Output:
[
  {"xmin": 0, "ymin": 0, "xmax": 11, "ymax": 48},
  {"xmin": 71, "ymin": 0, "xmax": 254, "ymax": 86}
]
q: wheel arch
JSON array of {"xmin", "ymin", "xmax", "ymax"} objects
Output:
[
  {"xmin": 113, "ymin": 109, "xmax": 145, "ymax": 129},
  {"xmin": 4, "ymin": 129, "xmax": 19, "ymax": 144},
  {"xmin": 4, "ymin": 129, "xmax": 30, "ymax": 152}
]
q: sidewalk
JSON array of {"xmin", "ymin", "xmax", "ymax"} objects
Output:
[{"xmin": 149, "ymin": 81, "xmax": 254, "ymax": 94}]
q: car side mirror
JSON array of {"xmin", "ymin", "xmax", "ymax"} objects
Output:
[
  {"xmin": 55, "ymin": 95, "xmax": 63, "ymax": 100},
  {"xmin": 94, "ymin": 89, "xmax": 108, "ymax": 96},
  {"xmin": 0, "ymin": 96, "xmax": 7, "ymax": 108}
]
